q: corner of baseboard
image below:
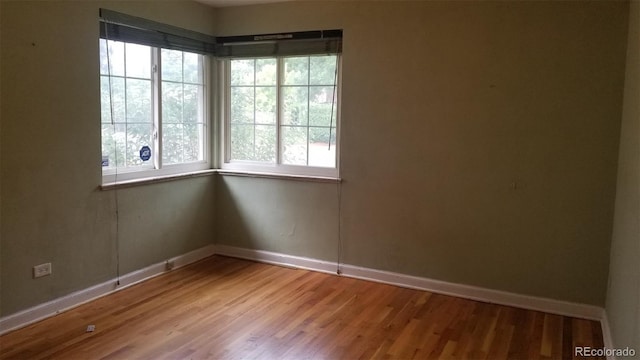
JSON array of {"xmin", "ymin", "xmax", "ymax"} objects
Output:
[
  {"xmin": 600, "ymin": 310, "xmax": 616, "ymax": 360},
  {"xmin": 214, "ymin": 244, "xmax": 338, "ymax": 274}
]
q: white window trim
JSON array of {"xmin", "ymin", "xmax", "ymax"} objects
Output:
[
  {"xmin": 101, "ymin": 46, "xmax": 212, "ymax": 185},
  {"xmin": 102, "ymin": 160, "xmax": 212, "ymax": 184},
  {"xmin": 218, "ymin": 56, "xmax": 342, "ymax": 179}
]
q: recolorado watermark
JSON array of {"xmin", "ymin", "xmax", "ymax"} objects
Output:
[{"xmin": 575, "ymin": 346, "xmax": 636, "ymax": 357}]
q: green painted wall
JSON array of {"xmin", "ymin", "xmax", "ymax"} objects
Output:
[
  {"xmin": 215, "ymin": 1, "xmax": 628, "ymax": 306},
  {"xmin": 606, "ymin": 0, "xmax": 640, "ymax": 353},
  {"xmin": 216, "ymin": 177, "xmax": 339, "ymax": 261},
  {"xmin": 0, "ymin": 1, "xmax": 217, "ymax": 316},
  {"xmin": 0, "ymin": 0, "xmax": 633, "ymax": 320}
]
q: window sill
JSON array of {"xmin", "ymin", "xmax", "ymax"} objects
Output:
[
  {"xmin": 100, "ymin": 169, "xmax": 217, "ymax": 190},
  {"xmin": 216, "ymin": 169, "xmax": 341, "ymax": 183},
  {"xmin": 100, "ymin": 169, "xmax": 340, "ymax": 190}
]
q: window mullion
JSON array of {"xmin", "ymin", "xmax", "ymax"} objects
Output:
[
  {"xmin": 306, "ymin": 56, "xmax": 310, "ymax": 166},
  {"xmin": 181, "ymin": 53, "xmax": 185, "ymax": 164},
  {"xmin": 253, "ymin": 59, "xmax": 257, "ymax": 161},
  {"xmin": 276, "ymin": 57, "xmax": 282, "ymax": 165},
  {"xmin": 153, "ymin": 47, "xmax": 162, "ymax": 170},
  {"xmin": 224, "ymin": 60, "xmax": 231, "ymax": 164},
  {"xmin": 198, "ymin": 56, "xmax": 206, "ymax": 163},
  {"xmin": 123, "ymin": 45, "xmax": 128, "ymax": 168},
  {"xmin": 335, "ymin": 55, "xmax": 341, "ymax": 169}
]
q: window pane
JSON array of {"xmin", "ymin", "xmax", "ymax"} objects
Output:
[
  {"xmin": 256, "ymin": 58, "xmax": 277, "ymax": 85},
  {"xmin": 230, "ymin": 124, "xmax": 254, "ymax": 161},
  {"xmin": 255, "ymin": 87, "xmax": 276, "ymax": 125},
  {"xmin": 230, "ymin": 87, "xmax": 254, "ymax": 124},
  {"xmin": 163, "ymin": 123, "xmax": 183, "ymax": 165},
  {"xmin": 127, "ymin": 123, "xmax": 153, "ymax": 167},
  {"xmin": 99, "ymin": 39, "xmax": 109, "ymax": 75},
  {"xmin": 162, "ymin": 82, "xmax": 183, "ymax": 123},
  {"xmin": 126, "ymin": 79, "xmax": 152, "ymax": 123},
  {"xmin": 282, "ymin": 86, "xmax": 308, "ymax": 126},
  {"xmin": 309, "ymin": 86, "xmax": 337, "ymax": 127},
  {"xmin": 162, "ymin": 49, "xmax": 183, "ymax": 82},
  {"xmin": 281, "ymin": 126, "xmax": 308, "ymax": 165},
  {"xmin": 183, "ymin": 123, "xmax": 204, "ymax": 162},
  {"xmin": 100, "ymin": 76, "xmax": 111, "ymax": 123},
  {"xmin": 283, "ymin": 57, "xmax": 309, "ymax": 85},
  {"xmin": 101, "ymin": 123, "xmax": 126, "ymax": 169},
  {"xmin": 308, "ymin": 127, "xmax": 336, "ymax": 168},
  {"xmin": 254, "ymin": 125, "xmax": 276, "ymax": 163},
  {"xmin": 183, "ymin": 84, "xmax": 200, "ymax": 123},
  {"xmin": 161, "ymin": 50, "xmax": 204, "ymax": 166},
  {"xmin": 183, "ymin": 52, "xmax": 202, "ymax": 84},
  {"xmin": 101, "ymin": 42, "xmax": 208, "ymax": 176},
  {"xmin": 224, "ymin": 55, "xmax": 339, "ymax": 172},
  {"xmin": 310, "ymin": 55, "xmax": 337, "ymax": 85},
  {"xmin": 231, "ymin": 59, "xmax": 254, "ymax": 86},
  {"xmin": 125, "ymin": 43, "xmax": 151, "ymax": 79},
  {"xmin": 100, "ymin": 40, "xmax": 124, "ymax": 77},
  {"xmin": 101, "ymin": 76, "xmax": 126, "ymax": 124}
]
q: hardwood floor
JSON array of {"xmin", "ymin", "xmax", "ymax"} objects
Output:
[{"xmin": 0, "ymin": 256, "xmax": 604, "ymax": 359}]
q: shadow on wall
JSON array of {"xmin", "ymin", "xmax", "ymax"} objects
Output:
[
  {"xmin": 114, "ymin": 176, "xmax": 217, "ymax": 274},
  {"xmin": 215, "ymin": 176, "xmax": 257, "ymax": 250},
  {"xmin": 214, "ymin": 175, "xmax": 340, "ymax": 262}
]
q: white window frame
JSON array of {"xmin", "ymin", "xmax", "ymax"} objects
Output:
[
  {"xmin": 219, "ymin": 55, "xmax": 341, "ymax": 179},
  {"xmin": 101, "ymin": 42, "xmax": 212, "ymax": 185}
]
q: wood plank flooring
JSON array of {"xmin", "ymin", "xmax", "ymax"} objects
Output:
[{"xmin": 0, "ymin": 255, "xmax": 604, "ymax": 359}]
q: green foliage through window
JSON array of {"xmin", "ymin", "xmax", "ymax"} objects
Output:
[
  {"xmin": 100, "ymin": 40, "xmax": 206, "ymax": 173},
  {"xmin": 228, "ymin": 55, "xmax": 339, "ymax": 169}
]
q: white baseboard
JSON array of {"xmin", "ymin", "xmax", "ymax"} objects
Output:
[
  {"xmin": 601, "ymin": 311, "xmax": 616, "ymax": 360},
  {"xmin": 0, "ymin": 244, "xmax": 216, "ymax": 335},
  {"xmin": 1, "ymin": 244, "xmax": 605, "ymax": 337},
  {"xmin": 213, "ymin": 245, "xmax": 338, "ymax": 274},
  {"xmin": 214, "ymin": 245, "xmax": 604, "ymax": 321},
  {"xmin": 340, "ymin": 263, "xmax": 604, "ymax": 321}
]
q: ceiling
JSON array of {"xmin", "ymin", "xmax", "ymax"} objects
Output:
[{"xmin": 195, "ymin": 0, "xmax": 292, "ymax": 7}]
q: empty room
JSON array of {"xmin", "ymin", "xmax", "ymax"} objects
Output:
[{"xmin": 0, "ymin": 0, "xmax": 638, "ymax": 359}]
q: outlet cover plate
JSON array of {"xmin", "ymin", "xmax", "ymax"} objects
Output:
[{"xmin": 33, "ymin": 263, "xmax": 52, "ymax": 278}]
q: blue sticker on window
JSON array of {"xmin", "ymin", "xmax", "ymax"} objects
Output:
[
  {"xmin": 101, "ymin": 156, "xmax": 109, "ymax": 167},
  {"xmin": 139, "ymin": 146, "xmax": 151, "ymax": 161}
]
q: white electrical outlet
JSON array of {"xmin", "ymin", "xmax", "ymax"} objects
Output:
[{"xmin": 33, "ymin": 263, "xmax": 52, "ymax": 278}]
